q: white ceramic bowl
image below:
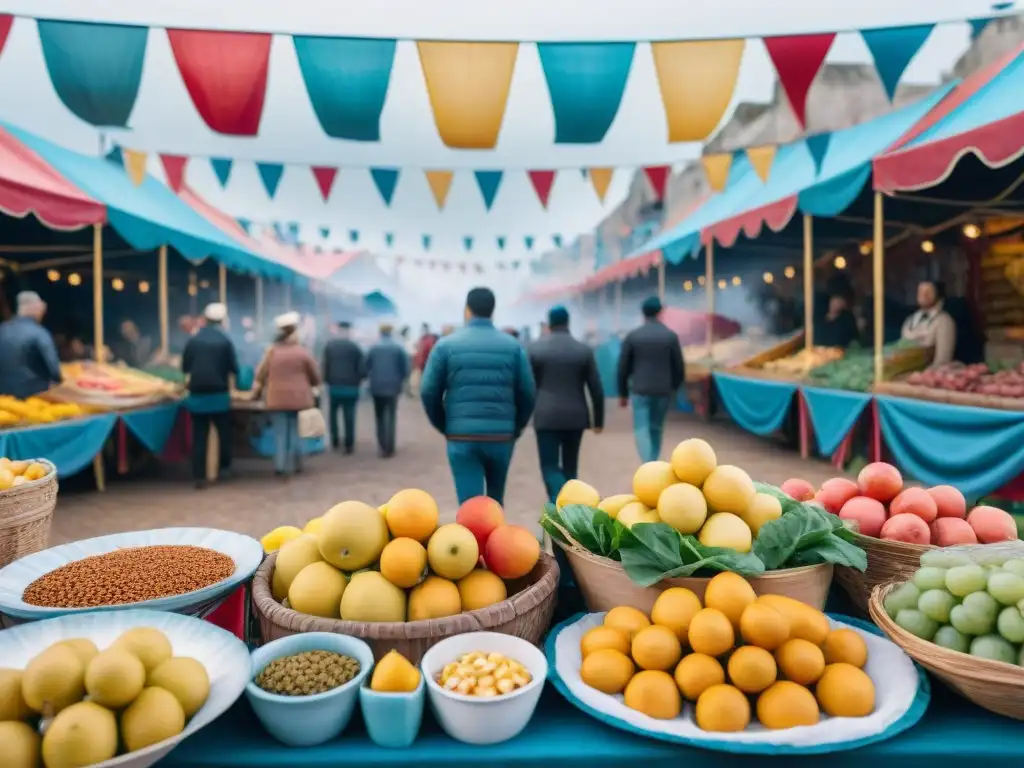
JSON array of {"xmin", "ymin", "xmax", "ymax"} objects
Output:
[{"xmin": 420, "ymin": 632, "xmax": 547, "ymax": 745}]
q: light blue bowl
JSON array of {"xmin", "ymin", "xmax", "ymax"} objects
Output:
[
  {"xmin": 246, "ymin": 633, "xmax": 374, "ymax": 747},
  {"xmin": 359, "ymin": 676, "xmax": 425, "ymax": 748}
]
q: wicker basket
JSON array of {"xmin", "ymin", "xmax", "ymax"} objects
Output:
[
  {"xmin": 869, "ymin": 582, "xmax": 1024, "ymax": 721},
  {"xmin": 555, "ymin": 540, "xmax": 833, "ymax": 614},
  {"xmin": 834, "ymin": 534, "xmax": 931, "ymax": 613},
  {"xmin": 0, "ymin": 459, "xmax": 57, "ymax": 569},
  {"xmin": 251, "ymin": 551, "xmax": 559, "ymax": 664}
]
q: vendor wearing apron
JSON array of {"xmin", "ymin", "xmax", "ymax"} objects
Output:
[{"xmin": 900, "ymin": 280, "xmax": 957, "ymax": 367}]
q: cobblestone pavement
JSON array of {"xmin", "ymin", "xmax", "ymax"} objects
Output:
[{"xmin": 50, "ymin": 400, "xmax": 845, "ymax": 546}]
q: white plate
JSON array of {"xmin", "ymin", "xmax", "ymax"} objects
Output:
[
  {"xmin": 0, "ymin": 608, "xmax": 251, "ymax": 768},
  {"xmin": 0, "ymin": 527, "xmax": 263, "ymax": 619},
  {"xmin": 547, "ymin": 612, "xmax": 930, "ymax": 755}
]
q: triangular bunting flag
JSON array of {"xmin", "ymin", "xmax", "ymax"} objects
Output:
[
  {"xmin": 969, "ymin": 18, "xmax": 991, "ymax": 38},
  {"xmin": 385, "ymin": 232, "xmax": 394, "ymax": 247},
  {"xmin": 474, "ymin": 170, "xmax": 503, "ymax": 210},
  {"xmin": 211, "ymin": 158, "xmax": 233, "ymax": 188},
  {"xmin": 237, "ymin": 218, "xmax": 251, "ymax": 234},
  {"xmin": 861, "ymin": 25, "xmax": 934, "ymax": 101},
  {"xmin": 511, "ymin": 260, "xmax": 521, "ymax": 270},
  {"xmin": 746, "ymin": 145, "xmax": 777, "ymax": 182},
  {"xmin": 588, "ymin": 168, "xmax": 613, "ymax": 202},
  {"xmin": 528, "ymin": 170, "xmax": 556, "ymax": 208},
  {"xmin": 105, "ymin": 146, "xmax": 123, "ymax": 166},
  {"xmin": 805, "ymin": 133, "xmax": 831, "ymax": 174},
  {"xmin": 524, "ymin": 235, "xmax": 535, "ymax": 251},
  {"xmin": 122, "ymin": 148, "xmax": 148, "ymax": 186},
  {"xmin": 349, "ymin": 230, "xmax": 359, "ymax": 243},
  {"xmin": 160, "ymin": 155, "xmax": 188, "ymax": 192},
  {"xmin": 497, "ymin": 236, "xmax": 506, "ymax": 250},
  {"xmin": 422, "ymin": 234, "xmax": 431, "ymax": 251},
  {"xmin": 643, "ymin": 165, "xmax": 670, "ymax": 201},
  {"xmin": 701, "ymin": 153, "xmax": 733, "ymax": 192},
  {"xmin": 463, "ymin": 236, "xmax": 473, "ymax": 252},
  {"xmin": 287, "ymin": 222, "xmax": 300, "ymax": 240},
  {"xmin": 764, "ymin": 34, "xmax": 835, "ymax": 128},
  {"xmin": 371, "ymin": 167, "xmax": 399, "ymax": 205},
  {"xmin": 425, "ymin": 170, "xmax": 454, "ymax": 210},
  {"xmin": 552, "ymin": 234, "xmax": 563, "ymax": 248},
  {"xmin": 257, "ymin": 163, "xmax": 284, "ymax": 198},
  {"xmin": 319, "ymin": 226, "xmax": 330, "ymax": 239},
  {"xmin": 311, "ymin": 166, "xmax": 338, "ymax": 200}
]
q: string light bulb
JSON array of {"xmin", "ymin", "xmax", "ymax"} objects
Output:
[
  {"xmin": 717, "ymin": 278, "xmax": 727, "ymax": 289},
  {"xmin": 199, "ymin": 279, "xmax": 211, "ymax": 289},
  {"xmin": 139, "ymin": 281, "xmax": 150, "ymax": 294},
  {"xmin": 188, "ymin": 284, "xmax": 198, "ymax": 297},
  {"xmin": 731, "ymin": 276, "xmax": 741, "ymax": 286},
  {"xmin": 921, "ymin": 240, "xmax": 935, "ymax": 253},
  {"xmin": 68, "ymin": 273, "xmax": 82, "ymax": 286},
  {"xmin": 47, "ymin": 270, "xmax": 60, "ymax": 282},
  {"xmin": 683, "ymin": 280, "xmax": 693, "ymax": 291},
  {"xmin": 834, "ymin": 256, "xmax": 847, "ymax": 269},
  {"xmin": 697, "ymin": 275, "xmax": 706, "ymax": 286},
  {"xmin": 112, "ymin": 278, "xmax": 124, "ymax": 291},
  {"xmin": 962, "ymin": 223, "xmax": 981, "ymax": 239},
  {"xmin": 859, "ymin": 242, "xmax": 872, "ymax": 255},
  {"xmin": 784, "ymin": 266, "xmax": 796, "ymax": 278},
  {"xmin": 763, "ymin": 272, "xmax": 774, "ymax": 284}
]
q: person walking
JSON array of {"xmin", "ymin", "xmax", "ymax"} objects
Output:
[
  {"xmin": 412, "ymin": 323, "xmax": 438, "ymax": 395},
  {"xmin": 363, "ymin": 323, "xmax": 409, "ymax": 458},
  {"xmin": 0, "ymin": 291, "xmax": 62, "ymax": 399},
  {"xmin": 421, "ymin": 287, "xmax": 536, "ymax": 505},
  {"xmin": 322, "ymin": 321, "xmax": 364, "ymax": 453},
  {"xmin": 617, "ymin": 296, "xmax": 685, "ymax": 462},
  {"xmin": 528, "ymin": 306, "xmax": 604, "ymax": 502},
  {"xmin": 252, "ymin": 312, "xmax": 321, "ymax": 477},
  {"xmin": 181, "ymin": 303, "xmax": 239, "ymax": 488}
]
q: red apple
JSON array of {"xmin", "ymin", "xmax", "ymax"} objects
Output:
[
  {"xmin": 780, "ymin": 478, "xmax": 816, "ymax": 502},
  {"xmin": 455, "ymin": 496, "xmax": 505, "ymax": 550},
  {"xmin": 838, "ymin": 496, "xmax": 887, "ymax": 538},
  {"xmin": 857, "ymin": 462, "xmax": 903, "ymax": 503},
  {"xmin": 880, "ymin": 513, "xmax": 930, "ymax": 545},
  {"xmin": 889, "ymin": 487, "xmax": 938, "ymax": 524},
  {"xmin": 966, "ymin": 505, "xmax": 1018, "ymax": 544},
  {"xmin": 484, "ymin": 525, "xmax": 541, "ymax": 580},
  {"xmin": 816, "ymin": 478, "xmax": 860, "ymax": 515},
  {"xmin": 930, "ymin": 517, "xmax": 978, "ymax": 547},
  {"xmin": 927, "ymin": 485, "xmax": 967, "ymax": 519}
]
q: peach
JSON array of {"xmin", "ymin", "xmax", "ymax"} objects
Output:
[
  {"xmin": 816, "ymin": 478, "xmax": 860, "ymax": 515},
  {"xmin": 889, "ymin": 487, "xmax": 937, "ymax": 524},
  {"xmin": 927, "ymin": 485, "xmax": 967, "ymax": 519},
  {"xmin": 930, "ymin": 517, "xmax": 978, "ymax": 547},
  {"xmin": 838, "ymin": 496, "xmax": 887, "ymax": 538},
  {"xmin": 880, "ymin": 513, "xmax": 931, "ymax": 545},
  {"xmin": 484, "ymin": 524, "xmax": 541, "ymax": 580},
  {"xmin": 966, "ymin": 505, "xmax": 1019, "ymax": 544},
  {"xmin": 858, "ymin": 462, "xmax": 903, "ymax": 503},
  {"xmin": 456, "ymin": 496, "xmax": 506, "ymax": 550},
  {"xmin": 780, "ymin": 478, "xmax": 815, "ymax": 502}
]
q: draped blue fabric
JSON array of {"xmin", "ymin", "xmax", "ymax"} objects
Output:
[
  {"xmin": 249, "ymin": 420, "xmax": 325, "ymax": 458},
  {"xmin": 211, "ymin": 158, "xmax": 233, "ymax": 188},
  {"xmin": 712, "ymin": 373, "xmax": 796, "ymax": 436},
  {"xmin": 0, "ymin": 414, "xmax": 117, "ymax": 477},
  {"xmin": 371, "ymin": 168, "xmax": 399, "ymax": 205},
  {"xmin": 801, "ymin": 386, "xmax": 871, "ymax": 456},
  {"xmin": 877, "ymin": 396, "xmax": 1024, "ymax": 499},
  {"xmin": 861, "ymin": 25, "xmax": 935, "ymax": 100},
  {"xmin": 798, "ymin": 166, "xmax": 870, "ymax": 217},
  {"xmin": 594, "ymin": 337, "xmax": 621, "ymax": 397},
  {"xmin": 120, "ymin": 402, "xmax": 182, "ymax": 455},
  {"xmin": 474, "ymin": 171, "xmax": 503, "ymax": 210},
  {"xmin": 257, "ymin": 163, "xmax": 284, "ymax": 199},
  {"xmin": 537, "ymin": 42, "xmax": 636, "ymax": 144},
  {"xmin": 293, "ymin": 36, "xmax": 396, "ymax": 142},
  {"xmin": 37, "ymin": 20, "xmax": 148, "ymax": 128}
]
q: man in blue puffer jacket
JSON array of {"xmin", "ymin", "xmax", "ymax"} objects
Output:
[{"xmin": 421, "ymin": 287, "xmax": 536, "ymax": 505}]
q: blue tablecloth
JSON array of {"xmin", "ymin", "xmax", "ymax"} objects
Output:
[
  {"xmin": 712, "ymin": 373, "xmax": 797, "ymax": 436},
  {"xmin": 0, "ymin": 413, "xmax": 117, "ymax": 476},
  {"xmin": 121, "ymin": 401, "xmax": 182, "ymax": 454},
  {"xmin": 801, "ymin": 387, "xmax": 872, "ymax": 456}
]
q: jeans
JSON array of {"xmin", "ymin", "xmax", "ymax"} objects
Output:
[
  {"xmin": 329, "ymin": 394, "xmax": 357, "ymax": 450},
  {"xmin": 447, "ymin": 440, "xmax": 515, "ymax": 505},
  {"xmin": 270, "ymin": 411, "xmax": 300, "ymax": 474},
  {"xmin": 191, "ymin": 411, "xmax": 232, "ymax": 481},
  {"xmin": 535, "ymin": 429, "xmax": 584, "ymax": 502},
  {"xmin": 632, "ymin": 394, "xmax": 672, "ymax": 462},
  {"xmin": 373, "ymin": 396, "xmax": 398, "ymax": 455}
]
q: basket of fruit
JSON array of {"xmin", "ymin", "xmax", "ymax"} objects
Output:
[
  {"xmin": 251, "ymin": 491, "xmax": 559, "ymax": 664},
  {"xmin": 868, "ymin": 544, "xmax": 1024, "ymax": 720},
  {"xmin": 541, "ymin": 440, "xmax": 866, "ymax": 614},
  {"xmin": 0, "ymin": 458, "xmax": 57, "ymax": 569}
]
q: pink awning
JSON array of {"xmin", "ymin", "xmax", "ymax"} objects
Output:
[
  {"xmin": 0, "ymin": 126, "xmax": 105, "ymax": 230},
  {"xmin": 660, "ymin": 307, "xmax": 741, "ymax": 346},
  {"xmin": 701, "ymin": 196, "xmax": 798, "ymax": 248}
]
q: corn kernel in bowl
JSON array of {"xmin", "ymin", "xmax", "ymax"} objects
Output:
[{"xmin": 436, "ymin": 651, "xmax": 533, "ymax": 698}]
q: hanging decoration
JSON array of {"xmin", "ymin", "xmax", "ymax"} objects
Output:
[
  {"xmin": 417, "ymin": 41, "xmax": 518, "ymax": 149},
  {"xmin": 552, "ymin": 235, "xmax": 563, "ymax": 248},
  {"xmin": 293, "ymin": 36, "xmax": 396, "ymax": 141},
  {"xmin": 312, "ymin": 166, "xmax": 338, "ymax": 200},
  {"xmin": 371, "ymin": 167, "xmax": 399, "ymax": 205},
  {"xmin": 422, "ymin": 234, "xmax": 432, "ymax": 250},
  {"xmin": 763, "ymin": 34, "xmax": 835, "ymax": 128},
  {"xmin": 425, "ymin": 170, "xmax": 454, "ymax": 209},
  {"xmin": 319, "ymin": 226, "xmax": 330, "ymax": 238},
  {"xmin": 237, "ymin": 218, "xmax": 251, "ymax": 234},
  {"xmin": 37, "ymin": 20, "xmax": 148, "ymax": 128},
  {"xmin": 349, "ymin": 229, "xmax": 359, "ymax": 243},
  {"xmin": 160, "ymin": 154, "xmax": 188, "ymax": 192},
  {"xmin": 587, "ymin": 168, "xmax": 614, "ymax": 202},
  {"xmin": 702, "ymin": 153, "xmax": 733, "ymax": 192},
  {"xmin": 651, "ymin": 39, "xmax": 745, "ymax": 142},
  {"xmin": 805, "ymin": 133, "xmax": 831, "ymax": 174},
  {"xmin": 0, "ymin": 15, "xmax": 12, "ymax": 57},
  {"xmin": 474, "ymin": 170, "xmax": 503, "ymax": 210},
  {"xmin": 861, "ymin": 25, "xmax": 934, "ymax": 101},
  {"xmin": 257, "ymin": 162, "xmax": 284, "ymax": 199},
  {"xmin": 463, "ymin": 236, "xmax": 474, "ymax": 252},
  {"xmin": 537, "ymin": 42, "xmax": 635, "ymax": 144},
  {"xmin": 643, "ymin": 165, "xmax": 670, "ymax": 200},
  {"xmin": 969, "ymin": 18, "xmax": 991, "ymax": 38},
  {"xmin": 528, "ymin": 170, "xmax": 556, "ymax": 208},
  {"xmin": 745, "ymin": 145, "xmax": 778, "ymax": 182},
  {"xmin": 524, "ymin": 235, "xmax": 535, "ymax": 251},
  {"xmin": 385, "ymin": 232, "xmax": 394, "ymax": 246},
  {"xmin": 497, "ymin": 236, "xmax": 507, "ymax": 250},
  {"xmin": 210, "ymin": 158, "xmax": 233, "ymax": 187},
  {"xmin": 122, "ymin": 148, "xmax": 148, "ymax": 186}
]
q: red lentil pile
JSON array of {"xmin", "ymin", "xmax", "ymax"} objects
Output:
[{"xmin": 21, "ymin": 545, "xmax": 235, "ymax": 607}]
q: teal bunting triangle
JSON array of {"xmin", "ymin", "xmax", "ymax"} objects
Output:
[
  {"xmin": 474, "ymin": 170, "xmax": 503, "ymax": 210},
  {"xmin": 524, "ymin": 236, "xmax": 535, "ymax": 251},
  {"xmin": 385, "ymin": 232, "xmax": 394, "ymax": 247},
  {"xmin": 805, "ymin": 133, "xmax": 831, "ymax": 174},
  {"xmin": 861, "ymin": 25, "xmax": 934, "ymax": 101},
  {"xmin": 319, "ymin": 226, "xmax": 330, "ymax": 239},
  {"xmin": 349, "ymin": 230, "xmax": 359, "ymax": 243},
  {"xmin": 370, "ymin": 167, "xmax": 399, "ymax": 205},
  {"xmin": 211, "ymin": 158, "xmax": 233, "ymax": 188},
  {"xmin": 422, "ymin": 234, "xmax": 431, "ymax": 251},
  {"xmin": 105, "ymin": 145, "xmax": 123, "ymax": 166},
  {"xmin": 497, "ymin": 236, "xmax": 506, "ymax": 250},
  {"xmin": 463, "ymin": 236, "xmax": 473, "ymax": 252},
  {"xmin": 552, "ymin": 234, "xmax": 563, "ymax": 248},
  {"xmin": 257, "ymin": 163, "xmax": 284, "ymax": 198},
  {"xmin": 237, "ymin": 218, "xmax": 251, "ymax": 234}
]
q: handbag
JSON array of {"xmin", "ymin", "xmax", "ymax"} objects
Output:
[{"xmin": 298, "ymin": 406, "xmax": 326, "ymax": 439}]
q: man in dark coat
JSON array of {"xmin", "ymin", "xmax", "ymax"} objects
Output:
[
  {"xmin": 0, "ymin": 291, "xmax": 62, "ymax": 399},
  {"xmin": 528, "ymin": 306, "xmax": 604, "ymax": 502},
  {"xmin": 363, "ymin": 323, "xmax": 409, "ymax": 458},
  {"xmin": 617, "ymin": 296, "xmax": 685, "ymax": 462},
  {"xmin": 322, "ymin": 321, "xmax": 365, "ymax": 453},
  {"xmin": 182, "ymin": 303, "xmax": 239, "ymax": 488}
]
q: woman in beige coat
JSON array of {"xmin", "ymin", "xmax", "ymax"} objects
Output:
[{"xmin": 253, "ymin": 312, "xmax": 321, "ymax": 476}]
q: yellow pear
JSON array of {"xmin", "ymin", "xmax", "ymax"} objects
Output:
[
  {"xmin": 303, "ymin": 517, "xmax": 323, "ymax": 536},
  {"xmin": 340, "ymin": 571, "xmax": 406, "ymax": 622},
  {"xmin": 556, "ymin": 479, "xmax": 600, "ymax": 509},
  {"xmin": 617, "ymin": 502, "xmax": 660, "ymax": 529},
  {"xmin": 318, "ymin": 501, "xmax": 390, "ymax": 571},
  {"xmin": 670, "ymin": 439, "xmax": 717, "ymax": 487},
  {"xmin": 657, "ymin": 482, "xmax": 707, "ymax": 535},
  {"xmin": 597, "ymin": 494, "xmax": 639, "ymax": 519},
  {"xmin": 370, "ymin": 650, "xmax": 421, "ymax": 693},
  {"xmin": 632, "ymin": 461, "xmax": 677, "ymax": 508},
  {"xmin": 260, "ymin": 526, "xmax": 303, "ymax": 553},
  {"xmin": 271, "ymin": 535, "xmax": 323, "ymax": 601},
  {"xmin": 699, "ymin": 512, "xmax": 753, "ymax": 553},
  {"xmin": 702, "ymin": 465, "xmax": 756, "ymax": 516},
  {"xmin": 288, "ymin": 561, "xmax": 347, "ymax": 619},
  {"xmin": 742, "ymin": 492, "xmax": 783, "ymax": 535}
]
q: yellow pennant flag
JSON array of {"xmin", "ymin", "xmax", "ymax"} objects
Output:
[
  {"xmin": 652, "ymin": 39, "xmax": 746, "ymax": 143},
  {"xmin": 123, "ymin": 148, "xmax": 148, "ymax": 186},
  {"xmin": 425, "ymin": 170, "xmax": 454, "ymax": 210},
  {"xmin": 588, "ymin": 168, "xmax": 614, "ymax": 202},
  {"xmin": 701, "ymin": 153, "xmax": 733, "ymax": 193},
  {"xmin": 417, "ymin": 42, "xmax": 519, "ymax": 149},
  {"xmin": 746, "ymin": 145, "xmax": 778, "ymax": 182}
]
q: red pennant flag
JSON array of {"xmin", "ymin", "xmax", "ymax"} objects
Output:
[
  {"xmin": 312, "ymin": 166, "xmax": 338, "ymax": 201},
  {"xmin": 0, "ymin": 16, "xmax": 13, "ymax": 58},
  {"xmin": 643, "ymin": 165, "xmax": 670, "ymax": 201},
  {"xmin": 764, "ymin": 34, "xmax": 835, "ymax": 128},
  {"xmin": 160, "ymin": 154, "xmax": 188, "ymax": 192},
  {"xmin": 528, "ymin": 170, "xmax": 556, "ymax": 208}
]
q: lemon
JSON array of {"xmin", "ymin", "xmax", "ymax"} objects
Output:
[
  {"xmin": 727, "ymin": 646, "xmax": 777, "ymax": 694},
  {"xmin": 695, "ymin": 684, "xmax": 750, "ymax": 732},
  {"xmin": 631, "ymin": 625, "xmax": 682, "ymax": 671},
  {"xmin": 704, "ymin": 571, "xmax": 757, "ymax": 630},
  {"xmin": 656, "ymin": 483, "xmax": 707, "ymax": 535},
  {"xmin": 702, "ymin": 465, "xmax": 756, "ymax": 515},
  {"xmin": 821, "ymin": 629, "xmax": 868, "ymax": 668},
  {"xmin": 379, "ymin": 537, "xmax": 428, "ymax": 589},
  {"xmin": 0, "ymin": 668, "xmax": 31, "ymax": 721},
  {"xmin": 616, "ymin": 502, "xmax": 659, "ymax": 529},
  {"xmin": 816, "ymin": 663, "xmax": 875, "ymax": 717},
  {"xmin": 632, "ymin": 462, "xmax": 678, "ymax": 508},
  {"xmin": 85, "ymin": 649, "xmax": 146, "ymax": 708},
  {"xmin": 698, "ymin": 513, "xmax": 753, "ymax": 553},
  {"xmin": 303, "ymin": 517, "xmax": 323, "ymax": 536},
  {"xmin": 580, "ymin": 626, "xmax": 631, "ymax": 658},
  {"xmin": 742, "ymin": 493, "xmax": 782, "ymax": 535},
  {"xmin": 604, "ymin": 606, "xmax": 651, "ymax": 639},
  {"xmin": 113, "ymin": 628, "xmax": 173, "ymax": 674},
  {"xmin": 670, "ymin": 438, "xmax": 717, "ymax": 486},
  {"xmin": 42, "ymin": 701, "xmax": 118, "ymax": 767},
  {"xmin": 556, "ymin": 480, "xmax": 601, "ymax": 509},
  {"xmin": 673, "ymin": 653, "xmax": 724, "ymax": 700},
  {"xmin": 623, "ymin": 670, "xmax": 681, "ymax": 719},
  {"xmin": 757, "ymin": 681, "xmax": 820, "ymax": 729},
  {"xmin": 774, "ymin": 638, "xmax": 825, "ymax": 686},
  {"xmin": 650, "ymin": 587, "xmax": 702, "ymax": 643},
  {"xmin": 687, "ymin": 608, "xmax": 735, "ymax": 657},
  {"xmin": 121, "ymin": 687, "xmax": 186, "ymax": 752},
  {"xmin": 580, "ymin": 649, "xmax": 635, "ymax": 694},
  {"xmin": 0, "ymin": 721, "xmax": 39, "ymax": 768},
  {"xmin": 148, "ymin": 657, "xmax": 211, "ymax": 717},
  {"xmin": 260, "ymin": 525, "xmax": 303, "ymax": 553},
  {"xmin": 739, "ymin": 602, "xmax": 791, "ymax": 651}
]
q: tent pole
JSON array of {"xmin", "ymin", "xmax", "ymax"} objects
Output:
[
  {"xmin": 255, "ymin": 277, "xmax": 264, "ymax": 337},
  {"xmin": 873, "ymin": 192, "xmax": 885, "ymax": 385},
  {"xmin": 219, "ymin": 263, "xmax": 227, "ymax": 305},
  {"xmin": 803, "ymin": 215, "xmax": 814, "ymax": 350},
  {"xmin": 92, "ymin": 224, "xmax": 104, "ymax": 362},
  {"xmin": 657, "ymin": 253, "xmax": 666, "ymax": 303},
  {"xmin": 158, "ymin": 245, "xmax": 169, "ymax": 356},
  {"xmin": 706, "ymin": 240, "xmax": 715, "ymax": 354}
]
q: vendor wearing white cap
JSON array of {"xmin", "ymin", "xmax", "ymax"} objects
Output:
[
  {"xmin": 0, "ymin": 291, "xmax": 62, "ymax": 398},
  {"xmin": 181, "ymin": 302, "xmax": 239, "ymax": 489}
]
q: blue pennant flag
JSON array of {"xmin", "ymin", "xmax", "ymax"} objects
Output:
[
  {"xmin": 524, "ymin": 235, "xmax": 535, "ymax": 251},
  {"xmin": 861, "ymin": 25, "xmax": 934, "ymax": 101},
  {"xmin": 969, "ymin": 18, "xmax": 991, "ymax": 38},
  {"xmin": 370, "ymin": 167, "xmax": 399, "ymax": 205},
  {"xmin": 105, "ymin": 145, "xmax": 123, "ymax": 166},
  {"xmin": 385, "ymin": 232, "xmax": 394, "ymax": 247},
  {"xmin": 422, "ymin": 234, "xmax": 431, "ymax": 251},
  {"xmin": 463, "ymin": 236, "xmax": 473, "ymax": 252},
  {"xmin": 805, "ymin": 133, "xmax": 831, "ymax": 174},
  {"xmin": 552, "ymin": 234, "xmax": 563, "ymax": 248},
  {"xmin": 511, "ymin": 260, "xmax": 521, "ymax": 270},
  {"xmin": 237, "ymin": 218, "xmax": 251, "ymax": 234},
  {"xmin": 211, "ymin": 158, "xmax": 233, "ymax": 188},
  {"xmin": 287, "ymin": 222, "xmax": 300, "ymax": 242},
  {"xmin": 474, "ymin": 170, "xmax": 503, "ymax": 210},
  {"xmin": 257, "ymin": 163, "xmax": 284, "ymax": 199},
  {"xmin": 349, "ymin": 230, "xmax": 359, "ymax": 243},
  {"xmin": 319, "ymin": 226, "xmax": 330, "ymax": 239},
  {"xmin": 496, "ymin": 236, "xmax": 506, "ymax": 251}
]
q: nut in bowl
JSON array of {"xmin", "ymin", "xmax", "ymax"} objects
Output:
[{"xmin": 420, "ymin": 631, "xmax": 547, "ymax": 745}]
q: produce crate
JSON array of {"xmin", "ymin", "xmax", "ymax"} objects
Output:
[
  {"xmin": 739, "ymin": 332, "xmax": 805, "ymax": 369},
  {"xmin": 874, "ymin": 380, "xmax": 1024, "ymax": 412}
]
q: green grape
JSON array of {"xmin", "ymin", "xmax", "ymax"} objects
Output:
[
  {"xmin": 969, "ymin": 635, "xmax": 1017, "ymax": 664},
  {"xmin": 945, "ymin": 565, "xmax": 988, "ymax": 597},
  {"xmin": 950, "ymin": 604, "xmax": 995, "ymax": 636},
  {"xmin": 913, "ymin": 567, "xmax": 948, "ymax": 591},
  {"xmin": 884, "ymin": 582, "xmax": 921, "ymax": 619},
  {"xmin": 917, "ymin": 589, "xmax": 956, "ymax": 623},
  {"xmin": 987, "ymin": 572, "xmax": 1024, "ymax": 606},
  {"xmin": 996, "ymin": 606, "xmax": 1024, "ymax": 644},
  {"xmin": 1002, "ymin": 559, "xmax": 1024, "ymax": 578},
  {"xmin": 895, "ymin": 609, "xmax": 939, "ymax": 641},
  {"xmin": 963, "ymin": 591, "xmax": 1000, "ymax": 621},
  {"xmin": 920, "ymin": 550, "xmax": 973, "ymax": 569},
  {"xmin": 933, "ymin": 625, "xmax": 970, "ymax": 653}
]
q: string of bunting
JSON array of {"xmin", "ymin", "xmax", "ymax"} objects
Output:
[{"xmin": 0, "ymin": 13, "xmax": 997, "ymax": 150}]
